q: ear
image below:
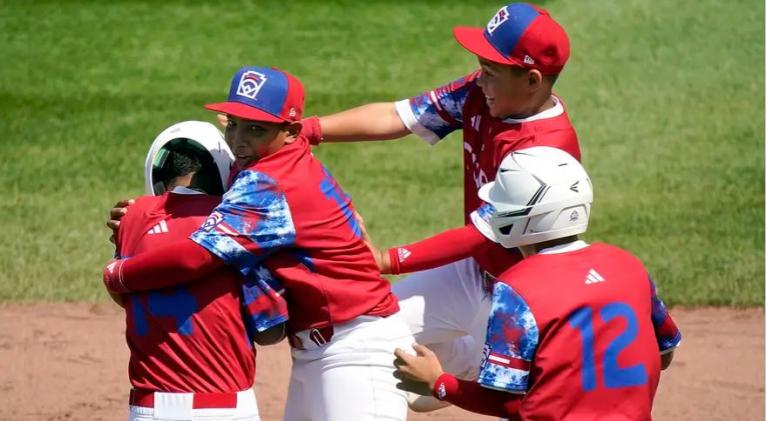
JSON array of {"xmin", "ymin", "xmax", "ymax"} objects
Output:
[
  {"xmin": 528, "ymin": 69, "xmax": 544, "ymax": 92},
  {"xmin": 283, "ymin": 121, "xmax": 303, "ymax": 144}
]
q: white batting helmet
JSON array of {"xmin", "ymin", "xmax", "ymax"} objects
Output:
[
  {"xmin": 475, "ymin": 146, "xmax": 593, "ymax": 249},
  {"xmin": 144, "ymin": 121, "xmax": 234, "ymax": 195}
]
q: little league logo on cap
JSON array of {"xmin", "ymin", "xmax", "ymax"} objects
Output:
[
  {"xmin": 236, "ymin": 70, "xmax": 268, "ymax": 100},
  {"xmin": 486, "ymin": 6, "xmax": 509, "ymax": 34},
  {"xmin": 204, "ymin": 66, "xmax": 305, "ymax": 124},
  {"xmin": 453, "ymin": 2, "xmax": 570, "ymax": 74}
]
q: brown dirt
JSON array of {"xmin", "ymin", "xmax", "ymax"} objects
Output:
[{"xmin": 0, "ymin": 304, "xmax": 762, "ymax": 421}]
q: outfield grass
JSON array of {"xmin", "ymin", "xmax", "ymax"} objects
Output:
[{"xmin": 0, "ymin": 0, "xmax": 762, "ymax": 305}]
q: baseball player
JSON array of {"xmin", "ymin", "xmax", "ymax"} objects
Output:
[
  {"xmin": 299, "ymin": 2, "xmax": 580, "ymax": 410},
  {"xmin": 104, "ymin": 66, "xmax": 415, "ymax": 421},
  {"xmin": 393, "ymin": 147, "xmax": 682, "ymax": 419},
  {"xmin": 111, "ymin": 120, "xmax": 285, "ymax": 421}
]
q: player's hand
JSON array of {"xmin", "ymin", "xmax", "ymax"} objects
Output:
[
  {"xmin": 393, "ymin": 343, "xmax": 444, "ymax": 395},
  {"xmin": 216, "ymin": 113, "xmax": 228, "ymax": 128},
  {"xmin": 354, "ymin": 210, "xmax": 391, "ymax": 273},
  {"xmin": 107, "ymin": 198, "xmax": 135, "ymax": 244}
]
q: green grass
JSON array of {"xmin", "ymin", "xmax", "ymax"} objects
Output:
[{"xmin": 0, "ymin": 0, "xmax": 762, "ymax": 305}]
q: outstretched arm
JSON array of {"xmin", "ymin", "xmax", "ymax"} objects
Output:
[
  {"xmin": 306, "ymin": 102, "xmax": 410, "ymax": 144},
  {"xmin": 384, "ymin": 224, "xmax": 489, "ymax": 274},
  {"xmin": 303, "ymin": 72, "xmax": 476, "ymax": 145}
]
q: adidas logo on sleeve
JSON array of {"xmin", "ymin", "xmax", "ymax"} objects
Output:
[{"xmin": 147, "ymin": 220, "xmax": 169, "ymax": 235}]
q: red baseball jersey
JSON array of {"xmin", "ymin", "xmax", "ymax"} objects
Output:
[
  {"xmin": 116, "ymin": 189, "xmax": 255, "ymax": 393},
  {"xmin": 396, "ymin": 70, "xmax": 581, "ymax": 275},
  {"xmin": 477, "ymin": 242, "xmax": 681, "ymax": 420},
  {"xmin": 191, "ymin": 135, "xmax": 398, "ymax": 333}
]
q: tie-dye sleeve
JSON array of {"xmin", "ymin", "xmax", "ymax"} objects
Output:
[
  {"xmin": 190, "ymin": 170, "xmax": 296, "ymax": 278},
  {"xmin": 648, "ymin": 276, "xmax": 682, "ymax": 353},
  {"xmin": 240, "ymin": 265, "xmax": 289, "ymax": 335},
  {"xmin": 478, "ymin": 281, "xmax": 539, "ymax": 393},
  {"xmin": 394, "ymin": 71, "xmax": 479, "ymax": 145}
]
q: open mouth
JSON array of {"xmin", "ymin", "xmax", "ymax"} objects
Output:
[{"xmin": 234, "ymin": 154, "xmax": 253, "ymax": 167}]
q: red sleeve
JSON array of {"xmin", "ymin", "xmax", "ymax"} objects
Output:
[
  {"xmin": 386, "ymin": 224, "xmax": 489, "ymax": 275},
  {"xmin": 103, "ymin": 239, "xmax": 224, "ymax": 293},
  {"xmin": 432, "ymin": 373, "xmax": 522, "ymax": 418}
]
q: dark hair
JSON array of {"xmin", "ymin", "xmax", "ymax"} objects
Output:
[
  {"xmin": 153, "ymin": 139, "xmax": 225, "ymax": 195},
  {"xmin": 159, "ymin": 148, "xmax": 202, "ymax": 182}
]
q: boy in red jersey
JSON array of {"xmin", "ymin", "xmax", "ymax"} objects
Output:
[
  {"xmin": 104, "ymin": 67, "xmax": 414, "ymax": 421},
  {"xmin": 393, "ymin": 147, "xmax": 681, "ymax": 420},
  {"xmin": 112, "ymin": 120, "xmax": 285, "ymax": 421},
  {"xmin": 298, "ymin": 3, "xmax": 579, "ymax": 411}
]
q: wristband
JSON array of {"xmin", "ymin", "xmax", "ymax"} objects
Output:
[{"xmin": 301, "ymin": 116, "xmax": 323, "ymax": 145}]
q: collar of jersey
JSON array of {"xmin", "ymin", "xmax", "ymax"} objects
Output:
[
  {"xmin": 502, "ymin": 95, "xmax": 563, "ymax": 124},
  {"xmin": 538, "ymin": 240, "xmax": 589, "ymax": 255},
  {"xmin": 170, "ymin": 186, "xmax": 205, "ymax": 195}
]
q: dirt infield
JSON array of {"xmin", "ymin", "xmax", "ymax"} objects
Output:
[{"xmin": 0, "ymin": 304, "xmax": 762, "ymax": 421}]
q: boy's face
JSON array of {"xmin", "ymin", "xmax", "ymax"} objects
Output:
[
  {"xmin": 224, "ymin": 115, "xmax": 292, "ymax": 169},
  {"xmin": 476, "ymin": 58, "xmax": 539, "ymax": 119}
]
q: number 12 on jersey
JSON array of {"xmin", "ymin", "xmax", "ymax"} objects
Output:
[{"xmin": 569, "ymin": 302, "xmax": 648, "ymax": 391}]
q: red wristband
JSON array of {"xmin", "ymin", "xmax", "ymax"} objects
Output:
[
  {"xmin": 432, "ymin": 372, "xmax": 459, "ymax": 401},
  {"xmin": 388, "ymin": 247, "xmax": 401, "ymax": 275},
  {"xmin": 301, "ymin": 116, "xmax": 323, "ymax": 145}
]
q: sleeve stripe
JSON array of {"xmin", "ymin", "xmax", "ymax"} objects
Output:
[
  {"xmin": 488, "ymin": 353, "xmax": 532, "ymax": 370},
  {"xmin": 394, "ymin": 99, "xmax": 441, "ymax": 145},
  {"xmin": 215, "ymin": 222, "xmax": 239, "ymax": 236}
]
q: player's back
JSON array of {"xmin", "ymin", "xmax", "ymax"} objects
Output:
[
  {"xmin": 117, "ymin": 191, "xmax": 255, "ymax": 393},
  {"xmin": 489, "ymin": 243, "xmax": 663, "ymax": 420}
]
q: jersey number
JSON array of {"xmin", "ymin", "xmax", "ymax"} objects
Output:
[
  {"xmin": 131, "ymin": 286, "xmax": 198, "ymax": 337},
  {"xmin": 320, "ymin": 168, "xmax": 362, "ymax": 239},
  {"xmin": 568, "ymin": 302, "xmax": 648, "ymax": 391}
]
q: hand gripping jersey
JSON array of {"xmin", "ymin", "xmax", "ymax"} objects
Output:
[
  {"xmin": 395, "ymin": 70, "xmax": 581, "ymax": 276},
  {"xmin": 191, "ymin": 135, "xmax": 398, "ymax": 333},
  {"xmin": 115, "ymin": 189, "xmax": 255, "ymax": 393},
  {"xmin": 478, "ymin": 242, "xmax": 681, "ymax": 420}
]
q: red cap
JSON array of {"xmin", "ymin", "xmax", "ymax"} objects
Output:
[
  {"xmin": 453, "ymin": 3, "xmax": 569, "ymax": 74},
  {"xmin": 205, "ymin": 66, "xmax": 304, "ymax": 123}
]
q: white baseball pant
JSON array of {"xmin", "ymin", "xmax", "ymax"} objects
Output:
[{"xmin": 283, "ymin": 313, "xmax": 415, "ymax": 421}]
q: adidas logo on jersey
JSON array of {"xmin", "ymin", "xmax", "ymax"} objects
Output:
[
  {"xmin": 397, "ymin": 248, "xmax": 412, "ymax": 262},
  {"xmin": 585, "ymin": 269, "xmax": 605, "ymax": 285},
  {"xmin": 147, "ymin": 220, "xmax": 169, "ymax": 235}
]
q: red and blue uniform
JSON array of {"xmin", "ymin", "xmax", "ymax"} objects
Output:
[
  {"xmin": 392, "ymin": 71, "xmax": 581, "ymax": 277},
  {"xmin": 192, "ymin": 134, "xmax": 399, "ymax": 332},
  {"xmin": 106, "ymin": 135, "xmax": 398, "ymax": 334},
  {"xmin": 433, "ymin": 242, "xmax": 682, "ymax": 419},
  {"xmin": 115, "ymin": 190, "xmax": 256, "ymax": 393}
]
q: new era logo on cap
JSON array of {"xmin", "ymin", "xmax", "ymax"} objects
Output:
[
  {"xmin": 453, "ymin": 2, "xmax": 570, "ymax": 74},
  {"xmin": 205, "ymin": 66, "xmax": 305, "ymax": 124}
]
